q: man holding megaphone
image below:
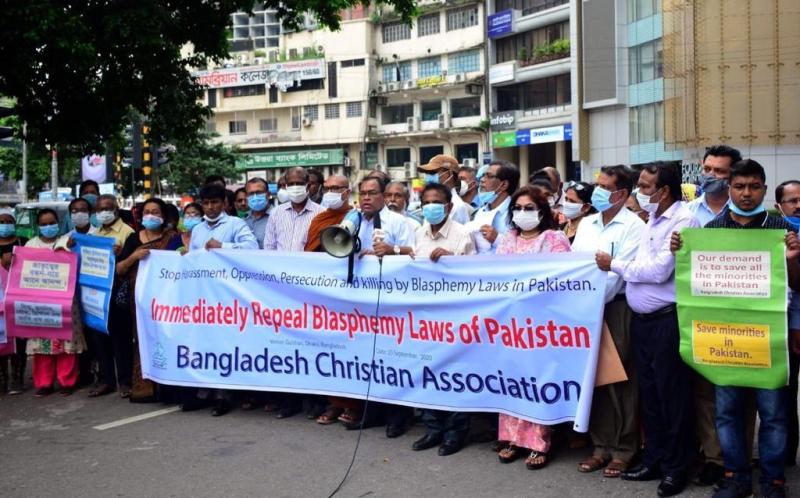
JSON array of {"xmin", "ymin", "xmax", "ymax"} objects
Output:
[{"xmin": 357, "ymin": 176, "xmax": 415, "ymax": 258}]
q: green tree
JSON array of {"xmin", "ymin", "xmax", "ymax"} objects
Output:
[
  {"xmin": 158, "ymin": 132, "xmax": 240, "ymax": 196},
  {"xmin": 0, "ymin": 145, "xmax": 81, "ymax": 197},
  {"xmin": 0, "ymin": 1, "xmax": 419, "ymax": 153}
]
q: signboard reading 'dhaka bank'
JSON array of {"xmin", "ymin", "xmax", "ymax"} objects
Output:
[{"xmin": 236, "ymin": 149, "xmax": 345, "ymax": 170}]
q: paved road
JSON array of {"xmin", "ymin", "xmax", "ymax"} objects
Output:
[{"xmin": 0, "ymin": 387, "xmax": 797, "ymax": 498}]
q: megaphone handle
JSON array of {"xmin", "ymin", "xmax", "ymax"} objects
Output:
[{"xmin": 347, "ymin": 251, "xmax": 355, "ymax": 284}]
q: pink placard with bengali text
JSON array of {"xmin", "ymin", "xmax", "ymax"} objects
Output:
[{"xmin": 5, "ymin": 247, "xmax": 77, "ymax": 340}]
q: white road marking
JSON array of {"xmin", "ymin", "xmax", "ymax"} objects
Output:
[{"xmin": 92, "ymin": 406, "xmax": 181, "ymax": 431}]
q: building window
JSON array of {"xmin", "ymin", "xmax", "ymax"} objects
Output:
[
  {"xmin": 421, "ymin": 100, "xmax": 442, "ymax": 121},
  {"xmin": 451, "ymin": 97, "xmax": 481, "ymax": 118},
  {"xmin": 495, "ymin": 21, "xmax": 570, "ymax": 64},
  {"xmin": 629, "ymin": 101, "xmax": 664, "ymax": 145},
  {"xmin": 495, "ymin": 74, "xmax": 571, "ymax": 112},
  {"xmin": 303, "ymin": 105, "xmax": 319, "ymax": 121},
  {"xmin": 382, "ymin": 21, "xmax": 411, "ymax": 43},
  {"xmin": 630, "ymin": 40, "xmax": 663, "ymax": 84},
  {"xmin": 382, "ymin": 104, "xmax": 414, "ymax": 125},
  {"xmin": 259, "ymin": 118, "xmax": 277, "ymax": 132},
  {"xmin": 382, "ymin": 61, "xmax": 412, "ymax": 82},
  {"xmin": 455, "ymin": 143, "xmax": 479, "ymax": 164},
  {"xmin": 417, "ymin": 13, "xmax": 440, "ymax": 37},
  {"xmin": 448, "ymin": 49, "xmax": 480, "ymax": 74},
  {"xmin": 446, "ymin": 6, "xmax": 479, "ymax": 31},
  {"xmin": 291, "ymin": 107, "xmax": 302, "ymax": 130},
  {"xmin": 420, "ymin": 146, "xmax": 444, "ymax": 165},
  {"xmin": 346, "ymin": 101, "xmax": 363, "ymax": 118},
  {"xmin": 222, "ymin": 84, "xmax": 265, "ymax": 98},
  {"xmin": 207, "ymin": 89, "xmax": 217, "ymax": 108},
  {"xmin": 418, "ymin": 57, "xmax": 441, "ymax": 79},
  {"xmin": 228, "ymin": 120, "xmax": 247, "ymax": 135},
  {"xmin": 628, "ymin": 0, "xmax": 661, "ymax": 22},
  {"xmin": 387, "ymin": 148, "xmax": 411, "ymax": 167},
  {"xmin": 325, "ymin": 104, "xmax": 340, "ymax": 119},
  {"xmin": 340, "ymin": 58, "xmax": 365, "ymax": 68}
]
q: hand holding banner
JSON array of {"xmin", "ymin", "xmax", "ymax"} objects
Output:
[
  {"xmin": 71, "ymin": 233, "xmax": 115, "ymax": 333},
  {"xmin": 676, "ymin": 228, "xmax": 789, "ymax": 389},
  {"xmin": 5, "ymin": 246, "xmax": 77, "ymax": 340}
]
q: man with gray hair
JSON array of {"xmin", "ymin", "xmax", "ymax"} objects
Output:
[{"xmin": 384, "ymin": 181, "xmax": 422, "ymax": 233}]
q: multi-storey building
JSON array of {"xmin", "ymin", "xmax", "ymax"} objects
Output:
[
  {"xmin": 486, "ymin": 0, "xmax": 577, "ymax": 183},
  {"xmin": 371, "ymin": 0, "xmax": 489, "ymax": 181},
  {"xmin": 196, "ymin": 6, "xmax": 373, "ymax": 183}
]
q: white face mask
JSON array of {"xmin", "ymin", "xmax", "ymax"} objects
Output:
[
  {"xmin": 512, "ymin": 210, "xmax": 541, "ymax": 231},
  {"xmin": 635, "ymin": 188, "xmax": 661, "ymax": 214},
  {"xmin": 286, "ymin": 185, "xmax": 307, "ymax": 204},
  {"xmin": 71, "ymin": 212, "xmax": 90, "ymax": 228},
  {"xmin": 458, "ymin": 180, "xmax": 469, "ymax": 197},
  {"xmin": 204, "ymin": 213, "xmax": 222, "ymax": 223},
  {"xmin": 561, "ymin": 201, "xmax": 585, "ymax": 220},
  {"xmin": 96, "ymin": 210, "xmax": 116, "ymax": 225},
  {"xmin": 320, "ymin": 192, "xmax": 344, "ymax": 210},
  {"xmin": 276, "ymin": 189, "xmax": 290, "ymax": 204}
]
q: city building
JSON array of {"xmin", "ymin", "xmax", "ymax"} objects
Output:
[
  {"xmin": 486, "ymin": 0, "xmax": 577, "ymax": 183},
  {"xmin": 196, "ymin": 6, "xmax": 374, "ymax": 183},
  {"xmin": 370, "ymin": 0, "xmax": 489, "ymax": 181}
]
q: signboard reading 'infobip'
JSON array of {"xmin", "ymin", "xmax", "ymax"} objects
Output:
[{"xmin": 135, "ymin": 251, "xmax": 606, "ymax": 430}]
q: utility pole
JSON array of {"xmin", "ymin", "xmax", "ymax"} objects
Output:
[
  {"xmin": 21, "ymin": 122, "xmax": 27, "ymax": 201},
  {"xmin": 50, "ymin": 146, "xmax": 58, "ymax": 200}
]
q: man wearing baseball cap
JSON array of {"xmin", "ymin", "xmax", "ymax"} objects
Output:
[{"xmin": 419, "ymin": 154, "xmax": 472, "ymax": 224}]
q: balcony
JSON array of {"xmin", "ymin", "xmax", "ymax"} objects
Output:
[{"xmin": 220, "ymin": 130, "xmax": 302, "ymax": 146}]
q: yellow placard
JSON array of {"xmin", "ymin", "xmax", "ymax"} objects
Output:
[{"xmin": 692, "ymin": 320, "xmax": 771, "ymax": 369}]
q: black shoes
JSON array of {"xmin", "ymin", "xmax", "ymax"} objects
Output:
[
  {"xmin": 210, "ymin": 400, "xmax": 232, "ymax": 417},
  {"xmin": 657, "ymin": 474, "xmax": 687, "ymax": 497},
  {"xmin": 385, "ymin": 424, "xmax": 407, "ymax": 438},
  {"xmin": 694, "ymin": 462, "xmax": 725, "ymax": 486},
  {"xmin": 712, "ymin": 479, "xmax": 752, "ymax": 498},
  {"xmin": 437, "ymin": 439, "xmax": 463, "ymax": 456},
  {"xmin": 621, "ymin": 464, "xmax": 662, "ymax": 481},
  {"xmin": 412, "ymin": 433, "xmax": 442, "ymax": 451}
]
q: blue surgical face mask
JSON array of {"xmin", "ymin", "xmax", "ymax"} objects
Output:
[
  {"xmin": 183, "ymin": 216, "xmax": 202, "ymax": 231},
  {"xmin": 424, "ymin": 173, "xmax": 440, "ymax": 185},
  {"xmin": 700, "ymin": 175, "xmax": 729, "ymax": 194},
  {"xmin": 0, "ymin": 223, "xmax": 15, "ymax": 237},
  {"xmin": 477, "ymin": 188, "xmax": 498, "ymax": 207},
  {"xmin": 248, "ymin": 193, "xmax": 268, "ymax": 212},
  {"xmin": 591, "ymin": 186, "xmax": 616, "ymax": 213},
  {"xmin": 82, "ymin": 193, "xmax": 98, "ymax": 208},
  {"xmin": 779, "ymin": 207, "xmax": 800, "ymax": 232},
  {"xmin": 39, "ymin": 224, "xmax": 59, "ymax": 239},
  {"xmin": 141, "ymin": 214, "xmax": 163, "ymax": 231},
  {"xmin": 422, "ymin": 203, "xmax": 447, "ymax": 225},
  {"xmin": 728, "ymin": 201, "xmax": 765, "ymax": 217}
]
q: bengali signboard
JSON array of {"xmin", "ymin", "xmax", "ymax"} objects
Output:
[
  {"xmin": 194, "ymin": 59, "xmax": 326, "ymax": 89},
  {"xmin": 488, "ymin": 10, "xmax": 514, "ymax": 39},
  {"xmin": 236, "ymin": 149, "xmax": 345, "ymax": 170}
]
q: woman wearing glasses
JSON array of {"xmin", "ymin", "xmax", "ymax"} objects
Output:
[
  {"xmin": 561, "ymin": 181, "xmax": 596, "ymax": 244},
  {"xmin": 494, "ymin": 185, "xmax": 571, "ymax": 470}
]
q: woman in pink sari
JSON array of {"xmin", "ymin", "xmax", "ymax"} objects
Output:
[{"xmin": 495, "ymin": 185, "xmax": 571, "ymax": 470}]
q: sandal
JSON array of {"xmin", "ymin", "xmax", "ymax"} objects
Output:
[
  {"xmin": 316, "ymin": 407, "xmax": 344, "ymax": 425},
  {"xmin": 88, "ymin": 384, "xmax": 115, "ymax": 397},
  {"xmin": 498, "ymin": 445, "xmax": 521, "ymax": 464},
  {"xmin": 337, "ymin": 408, "xmax": 361, "ymax": 424},
  {"xmin": 34, "ymin": 387, "xmax": 53, "ymax": 397},
  {"xmin": 525, "ymin": 451, "xmax": 549, "ymax": 470},
  {"xmin": 602, "ymin": 459, "xmax": 628, "ymax": 478},
  {"xmin": 578, "ymin": 455, "xmax": 610, "ymax": 473},
  {"xmin": 119, "ymin": 388, "xmax": 131, "ymax": 399},
  {"xmin": 492, "ymin": 440, "xmax": 510, "ymax": 452}
]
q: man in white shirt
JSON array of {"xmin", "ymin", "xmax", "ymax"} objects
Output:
[
  {"xmin": 418, "ymin": 154, "xmax": 472, "ymax": 225},
  {"xmin": 384, "ymin": 181, "xmax": 422, "ymax": 231},
  {"xmin": 573, "ymin": 165, "xmax": 645, "ymax": 477},
  {"xmin": 686, "ymin": 145, "xmax": 741, "ymax": 226},
  {"xmin": 358, "ymin": 177, "xmax": 415, "ymax": 257},
  {"xmin": 411, "ymin": 183, "xmax": 475, "ymax": 456}
]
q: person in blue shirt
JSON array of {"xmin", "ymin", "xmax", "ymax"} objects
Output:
[{"xmin": 189, "ymin": 184, "xmax": 258, "ymax": 252}]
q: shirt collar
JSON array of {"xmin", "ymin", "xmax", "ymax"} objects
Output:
[
  {"xmin": 281, "ymin": 199, "xmax": 315, "ymax": 214},
  {"xmin": 652, "ymin": 200, "xmax": 681, "ymax": 222},
  {"xmin": 723, "ymin": 209, "xmax": 768, "ymax": 227},
  {"xmin": 205, "ymin": 212, "xmax": 231, "ymax": 228},
  {"xmin": 424, "ymin": 216, "xmax": 453, "ymax": 239},
  {"xmin": 591, "ymin": 206, "xmax": 634, "ymax": 227},
  {"xmin": 101, "ymin": 217, "xmax": 125, "ymax": 233}
]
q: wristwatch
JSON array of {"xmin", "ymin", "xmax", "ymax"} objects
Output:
[{"xmin": 393, "ymin": 245, "xmax": 401, "ymax": 255}]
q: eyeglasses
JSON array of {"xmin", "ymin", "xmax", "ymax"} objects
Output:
[
  {"xmin": 512, "ymin": 204, "xmax": 538, "ymax": 212},
  {"xmin": 286, "ymin": 181, "xmax": 306, "ymax": 187},
  {"xmin": 780, "ymin": 197, "xmax": 800, "ymax": 205},
  {"xmin": 322, "ymin": 186, "xmax": 348, "ymax": 193},
  {"xmin": 566, "ymin": 181, "xmax": 585, "ymax": 191}
]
